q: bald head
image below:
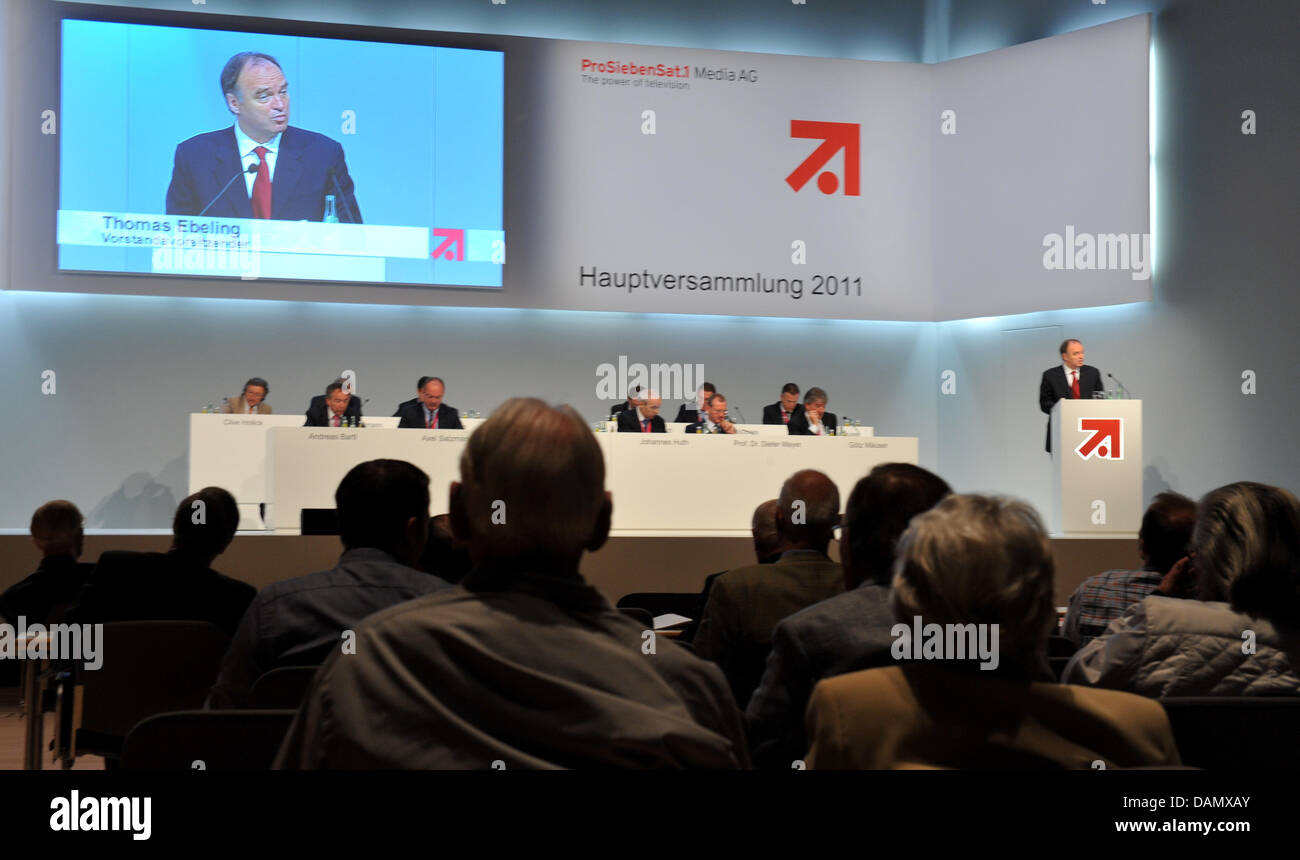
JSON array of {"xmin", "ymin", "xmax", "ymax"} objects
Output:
[
  {"xmin": 777, "ymin": 469, "xmax": 840, "ymax": 553},
  {"xmin": 451, "ymin": 398, "xmax": 611, "ymax": 568}
]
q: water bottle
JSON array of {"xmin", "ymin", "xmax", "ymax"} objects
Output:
[
  {"xmin": 206, "ymin": 403, "xmax": 215, "ymax": 414},
  {"xmin": 323, "ymin": 195, "xmax": 339, "ymax": 224}
]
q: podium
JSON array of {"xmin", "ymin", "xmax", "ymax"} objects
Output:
[{"xmin": 1050, "ymin": 399, "xmax": 1142, "ymax": 536}]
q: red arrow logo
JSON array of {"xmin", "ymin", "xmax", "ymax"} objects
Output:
[
  {"xmin": 786, "ymin": 120, "xmax": 860, "ymax": 196},
  {"xmin": 431, "ymin": 228, "xmax": 465, "ymax": 261},
  {"xmin": 1075, "ymin": 418, "xmax": 1123, "ymax": 460}
]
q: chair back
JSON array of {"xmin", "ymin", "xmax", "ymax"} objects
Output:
[
  {"xmin": 1160, "ymin": 697, "xmax": 1300, "ymax": 769},
  {"xmin": 71, "ymin": 621, "xmax": 230, "ymax": 760},
  {"xmin": 121, "ymin": 710, "xmax": 297, "ymax": 770},
  {"xmin": 251, "ymin": 665, "xmax": 319, "ymax": 709}
]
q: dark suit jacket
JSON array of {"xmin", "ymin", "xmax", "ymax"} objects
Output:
[
  {"xmin": 616, "ymin": 411, "xmax": 666, "ymax": 433},
  {"xmin": 610, "ymin": 402, "xmax": 634, "ymax": 415},
  {"xmin": 674, "ymin": 405, "xmax": 700, "ymax": 424},
  {"xmin": 305, "ymin": 394, "xmax": 363, "ymax": 427},
  {"xmin": 1039, "ymin": 364, "xmax": 1104, "ymax": 452},
  {"xmin": 787, "ymin": 410, "xmax": 838, "ymax": 436},
  {"xmin": 683, "ymin": 420, "xmax": 734, "ymax": 434},
  {"xmin": 207, "ymin": 548, "xmax": 451, "ymax": 709},
  {"xmin": 166, "ymin": 126, "xmax": 361, "ymax": 222},
  {"xmin": 394, "ymin": 400, "xmax": 463, "ymax": 430},
  {"xmin": 745, "ymin": 583, "xmax": 897, "ymax": 768},
  {"xmin": 762, "ymin": 402, "xmax": 804, "ymax": 425},
  {"xmin": 74, "ymin": 550, "xmax": 256, "ymax": 637},
  {"xmin": 694, "ymin": 550, "xmax": 845, "ymax": 710},
  {"xmin": 0, "ymin": 555, "xmax": 95, "ymax": 625}
]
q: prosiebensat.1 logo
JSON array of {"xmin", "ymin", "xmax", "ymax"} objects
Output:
[{"xmin": 50, "ymin": 791, "xmax": 151, "ymax": 841}]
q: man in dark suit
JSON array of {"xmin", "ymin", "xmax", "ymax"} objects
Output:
[
  {"xmin": 674, "ymin": 382, "xmax": 715, "ymax": 423},
  {"xmin": 395, "ymin": 376, "xmax": 463, "ymax": 429},
  {"xmin": 305, "ymin": 379, "xmax": 362, "ymax": 427},
  {"xmin": 74, "ymin": 488, "xmax": 255, "ymax": 637},
  {"xmin": 746, "ymin": 463, "xmax": 952, "ymax": 768},
  {"xmin": 762, "ymin": 383, "xmax": 805, "ymax": 426},
  {"xmin": 616, "ymin": 391, "xmax": 666, "ymax": 433},
  {"xmin": 787, "ymin": 387, "xmax": 838, "ymax": 436},
  {"xmin": 695, "ymin": 470, "xmax": 844, "ymax": 709},
  {"xmin": 207, "ymin": 460, "xmax": 452, "ymax": 708},
  {"xmin": 1039, "ymin": 338, "xmax": 1105, "ymax": 452},
  {"xmin": 0, "ymin": 501, "xmax": 95, "ymax": 626},
  {"xmin": 609, "ymin": 386, "xmax": 643, "ymax": 417},
  {"xmin": 166, "ymin": 52, "xmax": 361, "ymax": 223},
  {"xmin": 684, "ymin": 391, "xmax": 737, "ymax": 434}
]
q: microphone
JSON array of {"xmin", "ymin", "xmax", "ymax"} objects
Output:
[
  {"xmin": 198, "ymin": 162, "xmax": 260, "ymax": 217},
  {"xmin": 325, "ymin": 167, "xmax": 359, "ymax": 223},
  {"xmin": 1107, "ymin": 373, "xmax": 1134, "ymax": 398},
  {"xmin": 732, "ymin": 406, "xmax": 748, "ymax": 425}
]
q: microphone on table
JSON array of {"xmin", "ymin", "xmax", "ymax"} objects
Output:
[
  {"xmin": 1107, "ymin": 373, "xmax": 1134, "ymax": 399},
  {"xmin": 325, "ymin": 167, "xmax": 359, "ymax": 223},
  {"xmin": 198, "ymin": 162, "xmax": 260, "ymax": 217},
  {"xmin": 731, "ymin": 406, "xmax": 748, "ymax": 425}
]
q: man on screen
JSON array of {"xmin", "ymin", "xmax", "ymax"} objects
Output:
[
  {"xmin": 165, "ymin": 52, "xmax": 362, "ymax": 223},
  {"xmin": 1038, "ymin": 339, "xmax": 1104, "ymax": 453}
]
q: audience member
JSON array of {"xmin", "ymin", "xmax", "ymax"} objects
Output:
[
  {"xmin": 746, "ymin": 464, "xmax": 951, "ymax": 768},
  {"xmin": 418, "ymin": 513, "xmax": 473, "ymax": 584},
  {"xmin": 1063, "ymin": 481, "xmax": 1300, "ymax": 696},
  {"xmin": 695, "ymin": 470, "xmax": 843, "ymax": 708},
  {"xmin": 1062, "ymin": 492, "xmax": 1197, "ymax": 646},
  {"xmin": 276, "ymin": 398, "xmax": 748, "ymax": 768},
  {"xmin": 787, "ymin": 387, "xmax": 837, "ymax": 436},
  {"xmin": 220, "ymin": 377, "xmax": 271, "ymax": 414},
  {"xmin": 207, "ymin": 459, "xmax": 451, "ymax": 708},
  {"xmin": 74, "ymin": 487, "xmax": 253, "ymax": 635},
  {"xmin": 806, "ymin": 494, "xmax": 1181, "ymax": 769},
  {"xmin": 681, "ymin": 499, "xmax": 784, "ymax": 644},
  {"xmin": 0, "ymin": 501, "xmax": 94, "ymax": 625}
]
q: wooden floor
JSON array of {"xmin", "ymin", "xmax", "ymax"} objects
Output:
[{"xmin": 0, "ymin": 688, "xmax": 104, "ymax": 770}]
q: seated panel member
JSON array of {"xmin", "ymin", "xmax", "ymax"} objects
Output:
[
  {"xmin": 684, "ymin": 392, "xmax": 737, "ymax": 434},
  {"xmin": 305, "ymin": 380, "xmax": 362, "ymax": 427},
  {"xmin": 787, "ymin": 387, "xmax": 838, "ymax": 436},
  {"xmin": 220, "ymin": 377, "xmax": 272, "ymax": 414},
  {"xmin": 166, "ymin": 52, "xmax": 362, "ymax": 223},
  {"xmin": 616, "ymin": 391, "xmax": 666, "ymax": 433},
  {"xmin": 762, "ymin": 383, "xmax": 804, "ymax": 426},
  {"xmin": 610, "ymin": 386, "xmax": 644, "ymax": 416},
  {"xmin": 674, "ymin": 382, "xmax": 715, "ymax": 424},
  {"xmin": 395, "ymin": 376, "xmax": 463, "ymax": 429}
]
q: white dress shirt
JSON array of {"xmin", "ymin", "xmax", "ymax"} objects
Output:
[{"xmin": 233, "ymin": 122, "xmax": 282, "ymax": 197}]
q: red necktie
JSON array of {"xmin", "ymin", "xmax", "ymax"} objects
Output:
[
  {"xmin": 782, "ymin": 410, "xmax": 790, "ymax": 424},
  {"xmin": 1071, "ymin": 371, "xmax": 1080, "ymax": 399},
  {"xmin": 252, "ymin": 146, "xmax": 271, "ymax": 219},
  {"xmin": 332, "ymin": 413, "xmax": 340, "ymax": 427},
  {"xmin": 428, "ymin": 410, "xmax": 438, "ymax": 429}
]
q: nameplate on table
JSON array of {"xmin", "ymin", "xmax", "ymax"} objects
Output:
[
  {"xmin": 305, "ymin": 432, "xmax": 360, "ymax": 441},
  {"xmin": 222, "ymin": 418, "xmax": 266, "ymax": 426}
]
